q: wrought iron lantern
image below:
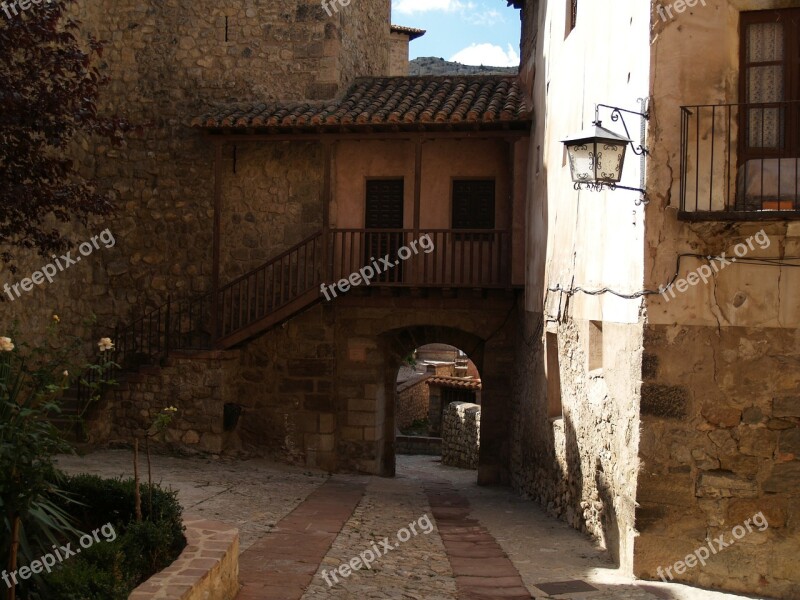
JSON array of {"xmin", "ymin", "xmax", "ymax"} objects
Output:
[
  {"xmin": 562, "ymin": 123, "xmax": 631, "ymax": 185},
  {"xmin": 561, "ymin": 102, "xmax": 650, "ymax": 205}
]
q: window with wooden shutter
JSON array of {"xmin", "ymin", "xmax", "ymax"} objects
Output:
[
  {"xmin": 452, "ymin": 180, "xmax": 496, "ymax": 230},
  {"xmin": 365, "ymin": 178, "xmax": 404, "ymax": 282}
]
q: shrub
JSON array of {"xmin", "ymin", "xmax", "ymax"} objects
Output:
[{"xmin": 18, "ymin": 474, "xmax": 185, "ymax": 600}]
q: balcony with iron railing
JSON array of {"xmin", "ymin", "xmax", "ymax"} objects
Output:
[{"xmin": 680, "ymin": 101, "xmax": 800, "ymax": 219}]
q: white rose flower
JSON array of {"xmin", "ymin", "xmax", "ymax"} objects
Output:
[
  {"xmin": 0, "ymin": 337, "xmax": 14, "ymax": 352},
  {"xmin": 97, "ymin": 337, "xmax": 115, "ymax": 352}
]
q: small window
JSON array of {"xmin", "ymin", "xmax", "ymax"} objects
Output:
[
  {"xmin": 588, "ymin": 320, "xmax": 603, "ymax": 372},
  {"xmin": 452, "ymin": 179, "xmax": 496, "ymax": 230},
  {"xmin": 566, "ymin": 0, "xmax": 578, "ymax": 36},
  {"xmin": 546, "ymin": 333, "xmax": 563, "ymax": 418}
]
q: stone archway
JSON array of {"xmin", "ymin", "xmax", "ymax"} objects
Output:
[
  {"xmin": 327, "ymin": 295, "xmax": 519, "ymax": 481},
  {"xmin": 378, "ymin": 320, "xmax": 516, "ymax": 484}
]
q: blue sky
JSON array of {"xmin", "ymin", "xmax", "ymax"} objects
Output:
[{"xmin": 391, "ymin": 0, "xmax": 521, "ymax": 67}]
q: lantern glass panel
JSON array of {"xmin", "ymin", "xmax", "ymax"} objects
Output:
[
  {"xmin": 566, "ymin": 142, "xmax": 595, "ymax": 183},
  {"xmin": 595, "ymin": 141, "xmax": 626, "ymax": 183}
]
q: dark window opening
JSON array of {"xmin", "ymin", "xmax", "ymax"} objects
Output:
[
  {"xmin": 452, "ymin": 179, "xmax": 496, "ymax": 240},
  {"xmin": 365, "ymin": 178, "xmax": 404, "ymax": 282},
  {"xmin": 223, "ymin": 403, "xmax": 243, "ymax": 432}
]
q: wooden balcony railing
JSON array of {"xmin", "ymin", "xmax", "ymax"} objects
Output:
[
  {"xmin": 680, "ymin": 101, "xmax": 800, "ymax": 216},
  {"xmin": 328, "ymin": 229, "xmax": 511, "ymax": 288},
  {"xmin": 108, "ymin": 227, "xmax": 513, "ymax": 359}
]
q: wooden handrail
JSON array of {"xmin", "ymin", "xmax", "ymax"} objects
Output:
[{"xmin": 107, "ymin": 227, "xmax": 513, "ymax": 359}]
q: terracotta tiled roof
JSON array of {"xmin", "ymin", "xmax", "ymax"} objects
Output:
[
  {"xmin": 391, "ymin": 24, "xmax": 426, "ymax": 40},
  {"xmin": 426, "ymin": 376, "xmax": 482, "ymax": 391},
  {"xmin": 191, "ymin": 76, "xmax": 530, "ymax": 133}
]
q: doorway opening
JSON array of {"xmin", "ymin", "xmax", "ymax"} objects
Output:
[{"xmin": 394, "ymin": 343, "xmax": 482, "ymax": 470}]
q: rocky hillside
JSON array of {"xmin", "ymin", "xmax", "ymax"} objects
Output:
[{"xmin": 409, "ymin": 57, "xmax": 518, "ymax": 76}]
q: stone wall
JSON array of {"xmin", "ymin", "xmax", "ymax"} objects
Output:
[
  {"xmin": 129, "ymin": 517, "xmax": 239, "ymax": 600},
  {"xmin": 388, "ymin": 32, "xmax": 410, "ymax": 76},
  {"xmin": 442, "ymin": 402, "xmax": 480, "ymax": 470},
  {"xmin": 510, "ymin": 310, "xmax": 642, "ymax": 570},
  {"xmin": 88, "ymin": 292, "xmax": 518, "ymax": 479},
  {"xmin": 93, "ymin": 351, "xmax": 240, "ymax": 456},
  {"xmin": 1, "ymin": 0, "xmax": 391, "ymax": 348},
  {"xmin": 634, "ymin": 324, "xmax": 800, "ymax": 599},
  {"xmin": 220, "ymin": 142, "xmax": 324, "ymax": 279},
  {"xmin": 396, "ymin": 377, "xmax": 430, "ymax": 430},
  {"xmin": 396, "ymin": 435, "xmax": 441, "ymax": 456}
]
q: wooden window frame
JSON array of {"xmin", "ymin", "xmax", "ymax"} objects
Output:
[
  {"xmin": 738, "ymin": 9, "xmax": 800, "ymax": 161},
  {"xmin": 450, "ymin": 177, "xmax": 497, "ymax": 231},
  {"xmin": 566, "ymin": 0, "xmax": 578, "ymax": 36}
]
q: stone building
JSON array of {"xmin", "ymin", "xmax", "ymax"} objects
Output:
[
  {"xmin": 0, "ymin": 1, "xmax": 529, "ymax": 483},
  {"xmin": 2, "ymin": 0, "xmax": 798, "ymax": 598},
  {"xmin": 508, "ymin": 0, "xmax": 799, "ymax": 598}
]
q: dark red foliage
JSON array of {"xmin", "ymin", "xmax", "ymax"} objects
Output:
[{"xmin": 0, "ymin": 0, "xmax": 126, "ymax": 273}]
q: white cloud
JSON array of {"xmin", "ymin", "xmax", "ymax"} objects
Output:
[
  {"xmin": 394, "ymin": 0, "xmax": 473, "ymax": 15},
  {"xmin": 450, "ymin": 43, "xmax": 520, "ymax": 67},
  {"xmin": 465, "ymin": 9, "xmax": 504, "ymax": 26}
]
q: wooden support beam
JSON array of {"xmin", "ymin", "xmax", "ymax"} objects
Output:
[
  {"xmin": 322, "ymin": 141, "xmax": 333, "ymax": 283},
  {"xmin": 211, "ymin": 140, "xmax": 223, "ymax": 346},
  {"xmin": 413, "ymin": 139, "xmax": 423, "ymax": 286}
]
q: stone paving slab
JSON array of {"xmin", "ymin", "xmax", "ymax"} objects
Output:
[
  {"xmin": 58, "ymin": 451, "xmax": 772, "ymax": 600},
  {"xmin": 237, "ymin": 477, "xmax": 366, "ymax": 600},
  {"xmin": 402, "ymin": 456, "xmax": 773, "ymax": 600},
  {"xmin": 425, "ymin": 480, "xmax": 532, "ymax": 599},
  {"xmin": 56, "ymin": 450, "xmax": 328, "ymax": 552}
]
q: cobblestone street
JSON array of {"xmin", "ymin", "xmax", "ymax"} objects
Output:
[{"xmin": 57, "ymin": 451, "xmax": 772, "ymax": 600}]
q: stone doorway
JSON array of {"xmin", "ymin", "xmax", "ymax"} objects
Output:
[
  {"xmin": 394, "ymin": 343, "xmax": 482, "ymax": 466},
  {"xmin": 374, "ymin": 317, "xmax": 517, "ymax": 484}
]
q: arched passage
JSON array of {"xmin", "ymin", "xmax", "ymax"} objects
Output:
[{"xmin": 378, "ymin": 323, "xmax": 515, "ymax": 483}]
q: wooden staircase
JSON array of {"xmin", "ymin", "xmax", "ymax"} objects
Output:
[
  {"xmin": 66, "ymin": 226, "xmax": 516, "ymax": 412},
  {"xmin": 62, "ymin": 232, "xmax": 325, "ymax": 426},
  {"xmin": 112, "ymin": 230, "xmax": 325, "ymax": 366}
]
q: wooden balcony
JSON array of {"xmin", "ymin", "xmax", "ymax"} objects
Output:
[
  {"xmin": 109, "ymin": 227, "xmax": 517, "ymax": 359},
  {"xmin": 328, "ymin": 229, "xmax": 513, "ymax": 289}
]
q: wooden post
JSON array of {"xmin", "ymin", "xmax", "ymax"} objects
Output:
[
  {"xmin": 211, "ymin": 141, "xmax": 223, "ymax": 345},
  {"xmin": 322, "ymin": 141, "xmax": 332, "ymax": 283},
  {"xmin": 413, "ymin": 138, "xmax": 423, "ymax": 285},
  {"xmin": 506, "ymin": 139, "xmax": 516, "ymax": 289}
]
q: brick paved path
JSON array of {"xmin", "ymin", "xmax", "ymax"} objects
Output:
[
  {"xmin": 236, "ymin": 478, "xmax": 366, "ymax": 600},
  {"xmin": 57, "ymin": 451, "xmax": 770, "ymax": 600},
  {"xmin": 425, "ymin": 480, "xmax": 531, "ymax": 599}
]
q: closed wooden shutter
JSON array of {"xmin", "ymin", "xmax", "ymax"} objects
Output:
[{"xmin": 452, "ymin": 180, "xmax": 496, "ymax": 230}]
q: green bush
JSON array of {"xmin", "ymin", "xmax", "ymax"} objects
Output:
[
  {"xmin": 38, "ymin": 542, "xmax": 131, "ymax": 600},
  {"xmin": 18, "ymin": 474, "xmax": 186, "ymax": 600}
]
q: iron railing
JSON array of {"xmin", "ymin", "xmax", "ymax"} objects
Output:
[{"xmin": 680, "ymin": 101, "xmax": 800, "ymax": 214}]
